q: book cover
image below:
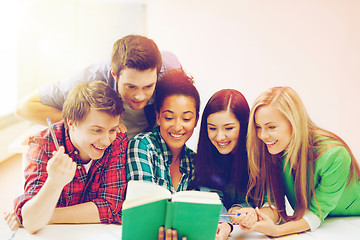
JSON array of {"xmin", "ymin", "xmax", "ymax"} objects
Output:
[{"xmin": 122, "ymin": 180, "xmax": 222, "ymax": 240}]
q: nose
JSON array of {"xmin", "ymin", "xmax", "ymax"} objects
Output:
[
  {"xmin": 100, "ymin": 132, "xmax": 112, "ymax": 146},
  {"xmin": 173, "ymin": 119, "xmax": 183, "ymax": 132},
  {"xmin": 258, "ymin": 129, "xmax": 269, "ymax": 141},
  {"xmin": 134, "ymin": 90, "xmax": 145, "ymax": 101},
  {"xmin": 215, "ymin": 129, "xmax": 226, "ymax": 141}
]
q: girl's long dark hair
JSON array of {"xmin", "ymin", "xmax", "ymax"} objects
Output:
[{"xmin": 193, "ymin": 89, "xmax": 250, "ymax": 193}]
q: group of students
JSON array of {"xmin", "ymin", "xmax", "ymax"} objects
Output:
[{"xmin": 3, "ymin": 34, "xmax": 360, "ymax": 240}]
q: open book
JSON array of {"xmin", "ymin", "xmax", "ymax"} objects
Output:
[{"xmin": 121, "ymin": 180, "xmax": 222, "ymax": 240}]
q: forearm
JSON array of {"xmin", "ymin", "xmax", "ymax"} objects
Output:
[
  {"xmin": 19, "ymin": 102, "xmax": 62, "ymax": 125},
  {"xmin": 50, "ymin": 202, "xmax": 100, "ymax": 224},
  {"xmin": 21, "ymin": 180, "xmax": 63, "ymax": 233},
  {"xmin": 259, "ymin": 206, "xmax": 279, "ymax": 223},
  {"xmin": 252, "ymin": 207, "xmax": 310, "ymax": 237},
  {"xmin": 15, "ymin": 91, "xmax": 62, "ymax": 125},
  {"xmin": 274, "ymin": 218, "xmax": 310, "ymax": 236}
]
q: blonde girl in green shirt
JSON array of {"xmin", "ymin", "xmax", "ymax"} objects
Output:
[{"xmin": 231, "ymin": 86, "xmax": 360, "ymax": 237}]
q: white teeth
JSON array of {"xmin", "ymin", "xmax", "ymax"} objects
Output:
[
  {"xmin": 266, "ymin": 141, "xmax": 276, "ymax": 145},
  {"xmin": 170, "ymin": 133, "xmax": 183, "ymax": 138},
  {"xmin": 217, "ymin": 142, "xmax": 229, "ymax": 146},
  {"xmin": 93, "ymin": 144, "xmax": 106, "ymax": 150}
]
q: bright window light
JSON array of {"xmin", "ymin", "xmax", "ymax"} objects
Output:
[{"xmin": 0, "ymin": 1, "xmax": 18, "ymax": 116}]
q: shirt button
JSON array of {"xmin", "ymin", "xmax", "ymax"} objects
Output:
[
  {"xmin": 74, "ymin": 150, "xmax": 78, "ymax": 154},
  {"xmin": 77, "ymin": 166, "xmax": 81, "ymax": 170}
]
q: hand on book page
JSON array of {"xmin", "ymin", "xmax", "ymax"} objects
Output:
[{"xmin": 122, "ymin": 180, "xmax": 222, "ymax": 240}]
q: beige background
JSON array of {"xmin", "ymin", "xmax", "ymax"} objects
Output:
[{"xmin": 5, "ymin": 0, "xmax": 360, "ymax": 159}]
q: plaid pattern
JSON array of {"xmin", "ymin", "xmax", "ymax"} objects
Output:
[
  {"xmin": 126, "ymin": 126, "xmax": 195, "ymax": 193},
  {"xmin": 14, "ymin": 120, "xmax": 128, "ymax": 224}
]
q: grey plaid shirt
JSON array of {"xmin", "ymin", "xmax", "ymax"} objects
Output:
[{"xmin": 126, "ymin": 126, "xmax": 196, "ymax": 193}]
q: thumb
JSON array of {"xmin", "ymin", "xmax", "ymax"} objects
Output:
[
  {"xmin": 52, "ymin": 146, "xmax": 65, "ymax": 157},
  {"xmin": 255, "ymin": 207, "xmax": 268, "ymax": 220}
]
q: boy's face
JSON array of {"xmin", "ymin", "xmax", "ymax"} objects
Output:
[
  {"xmin": 68, "ymin": 109, "xmax": 120, "ymax": 162},
  {"xmin": 115, "ymin": 68, "xmax": 157, "ymax": 111}
]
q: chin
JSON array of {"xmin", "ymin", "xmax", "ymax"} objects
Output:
[
  {"xmin": 131, "ymin": 104, "xmax": 145, "ymax": 111},
  {"xmin": 268, "ymin": 149, "xmax": 282, "ymax": 155},
  {"xmin": 216, "ymin": 148, "xmax": 229, "ymax": 155},
  {"xmin": 90, "ymin": 150, "xmax": 105, "ymax": 160}
]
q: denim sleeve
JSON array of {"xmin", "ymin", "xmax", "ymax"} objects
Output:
[
  {"xmin": 198, "ymin": 186, "xmax": 231, "ymax": 223},
  {"xmin": 39, "ymin": 62, "xmax": 110, "ymax": 109}
]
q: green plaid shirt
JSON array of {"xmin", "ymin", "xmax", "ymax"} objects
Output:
[{"xmin": 126, "ymin": 126, "xmax": 196, "ymax": 193}]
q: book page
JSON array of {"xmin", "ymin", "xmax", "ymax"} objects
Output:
[
  {"xmin": 123, "ymin": 180, "xmax": 172, "ymax": 209},
  {"xmin": 171, "ymin": 190, "xmax": 221, "ymax": 204}
]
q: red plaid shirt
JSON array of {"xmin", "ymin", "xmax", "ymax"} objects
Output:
[{"xmin": 14, "ymin": 120, "xmax": 128, "ymax": 224}]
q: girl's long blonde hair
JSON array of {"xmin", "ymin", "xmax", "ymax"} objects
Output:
[{"xmin": 246, "ymin": 86, "xmax": 360, "ymax": 221}]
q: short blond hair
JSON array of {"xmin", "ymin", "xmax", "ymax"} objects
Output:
[{"xmin": 62, "ymin": 81, "xmax": 124, "ymax": 128}]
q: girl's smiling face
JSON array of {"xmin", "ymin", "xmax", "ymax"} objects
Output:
[
  {"xmin": 254, "ymin": 105, "xmax": 292, "ymax": 155},
  {"xmin": 156, "ymin": 95, "xmax": 198, "ymax": 152},
  {"xmin": 207, "ymin": 110, "xmax": 240, "ymax": 155}
]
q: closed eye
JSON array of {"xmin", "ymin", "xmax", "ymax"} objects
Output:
[{"xmin": 144, "ymin": 84, "xmax": 154, "ymax": 89}]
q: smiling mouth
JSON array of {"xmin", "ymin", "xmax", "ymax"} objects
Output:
[
  {"xmin": 132, "ymin": 100, "xmax": 145, "ymax": 104},
  {"xmin": 217, "ymin": 142, "xmax": 230, "ymax": 148},
  {"xmin": 265, "ymin": 140, "xmax": 277, "ymax": 147},
  {"xmin": 92, "ymin": 144, "xmax": 106, "ymax": 150},
  {"xmin": 169, "ymin": 133, "xmax": 185, "ymax": 139}
]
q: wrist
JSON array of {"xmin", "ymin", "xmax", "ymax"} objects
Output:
[
  {"xmin": 219, "ymin": 222, "xmax": 233, "ymax": 233},
  {"xmin": 272, "ymin": 224, "xmax": 282, "ymax": 237},
  {"xmin": 44, "ymin": 177, "xmax": 65, "ymax": 193},
  {"xmin": 226, "ymin": 222, "xmax": 233, "ymax": 233}
]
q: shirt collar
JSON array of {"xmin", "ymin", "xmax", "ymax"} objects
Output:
[
  {"xmin": 63, "ymin": 126, "xmax": 84, "ymax": 165},
  {"xmin": 152, "ymin": 126, "xmax": 193, "ymax": 174}
]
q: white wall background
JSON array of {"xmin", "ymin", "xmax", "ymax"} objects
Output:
[
  {"xmin": 6, "ymin": 0, "xmax": 359, "ymax": 159},
  {"xmin": 146, "ymin": 0, "xmax": 360, "ymax": 159},
  {"xmin": 16, "ymin": 0, "xmax": 147, "ymax": 98}
]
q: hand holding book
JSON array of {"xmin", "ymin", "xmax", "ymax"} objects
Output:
[{"xmin": 122, "ymin": 180, "xmax": 222, "ymax": 240}]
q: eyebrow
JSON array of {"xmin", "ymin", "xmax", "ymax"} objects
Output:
[
  {"xmin": 90, "ymin": 125, "xmax": 105, "ymax": 128},
  {"xmin": 255, "ymin": 122, "xmax": 275, "ymax": 126},
  {"xmin": 90, "ymin": 124, "xmax": 119, "ymax": 129},
  {"xmin": 162, "ymin": 110, "xmax": 195, "ymax": 115},
  {"xmin": 207, "ymin": 123, "xmax": 237, "ymax": 126},
  {"xmin": 124, "ymin": 82, "xmax": 155, "ymax": 87}
]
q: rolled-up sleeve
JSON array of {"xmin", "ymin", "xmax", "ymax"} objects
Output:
[{"xmin": 14, "ymin": 143, "xmax": 50, "ymax": 224}]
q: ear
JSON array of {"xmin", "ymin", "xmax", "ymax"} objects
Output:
[
  {"xmin": 67, "ymin": 119, "xmax": 75, "ymax": 129},
  {"xmin": 156, "ymin": 112, "xmax": 160, "ymax": 126},
  {"xmin": 110, "ymin": 67, "xmax": 118, "ymax": 81}
]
